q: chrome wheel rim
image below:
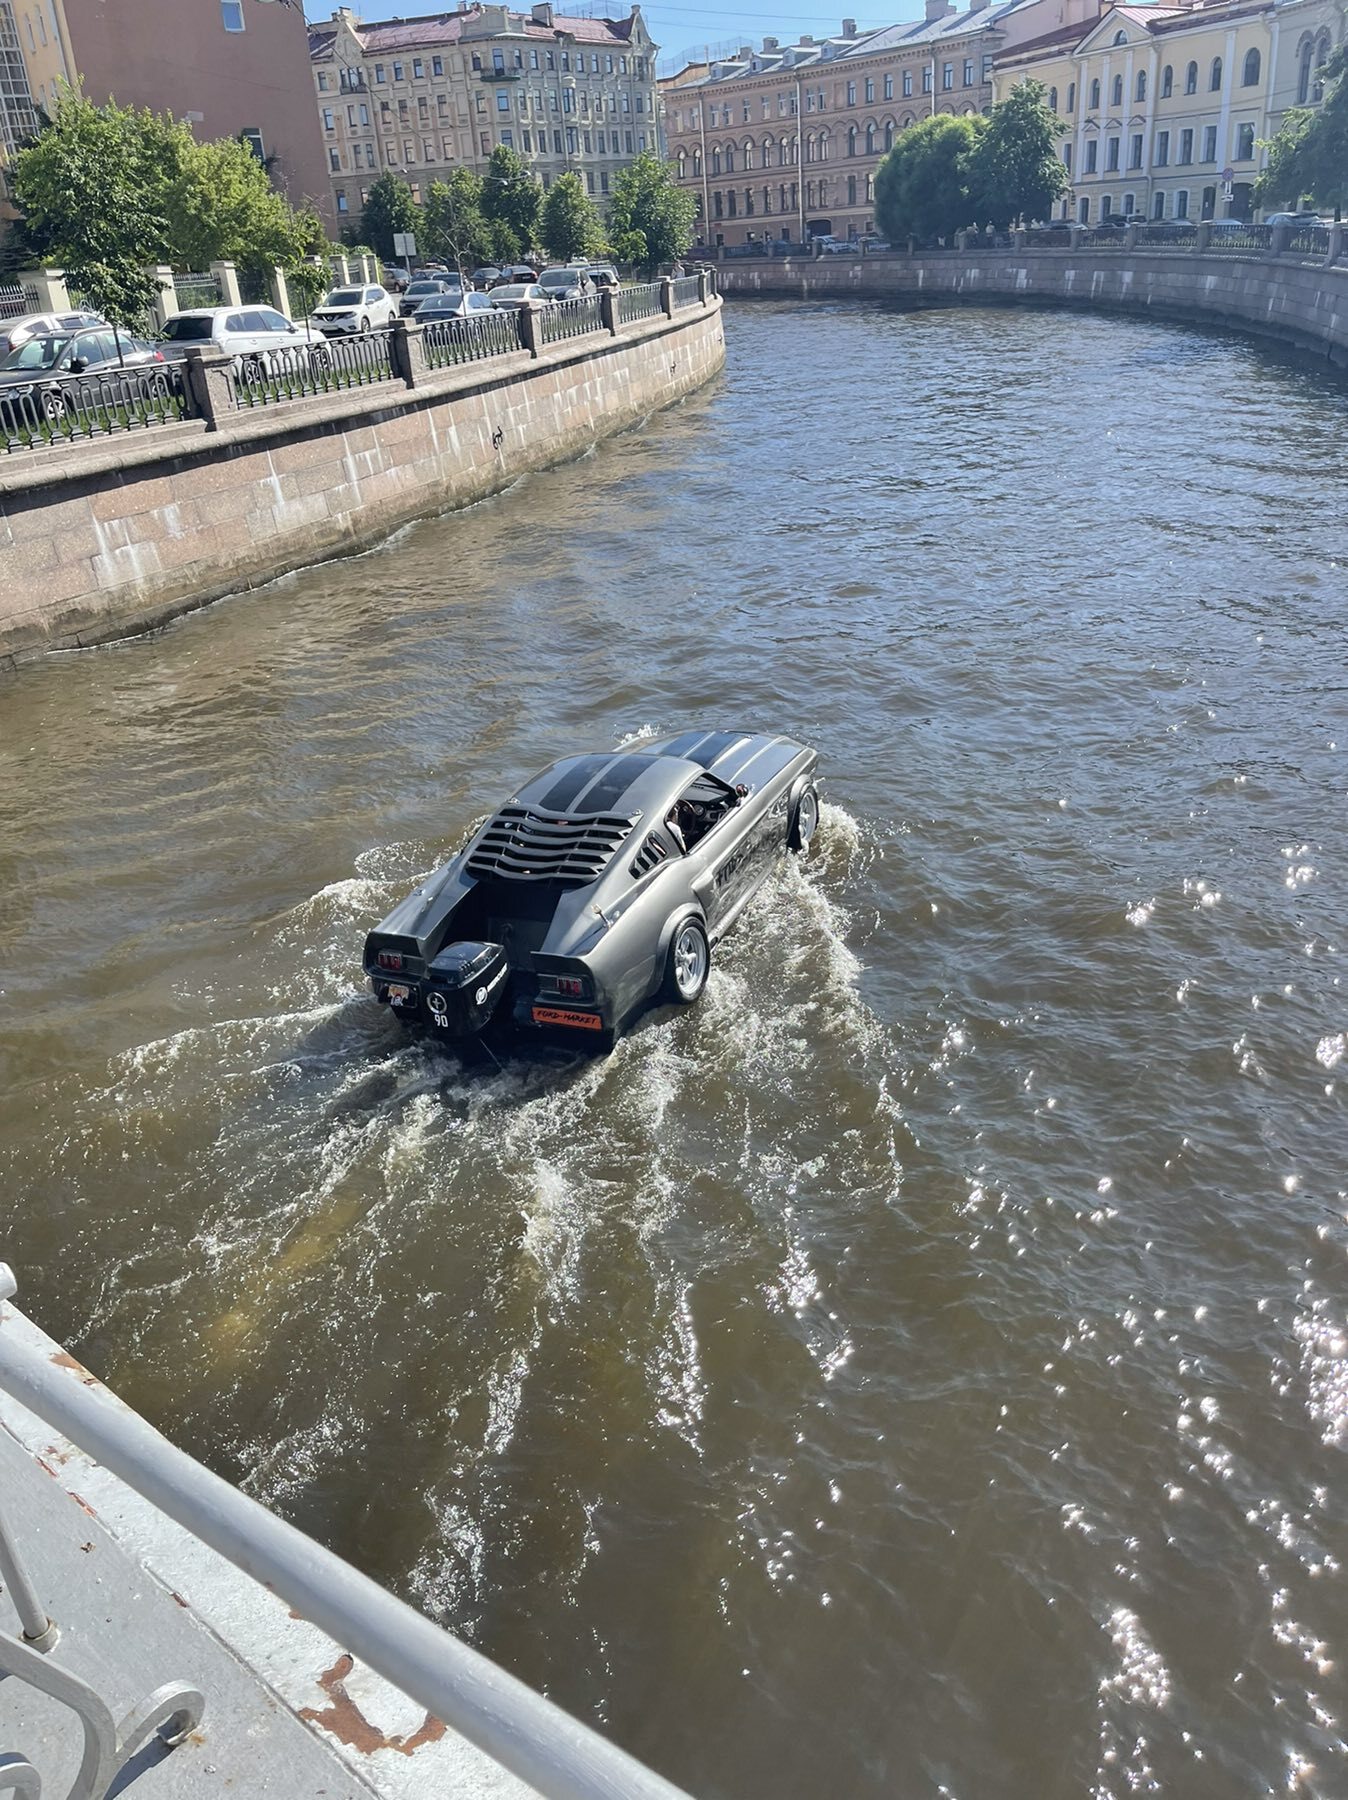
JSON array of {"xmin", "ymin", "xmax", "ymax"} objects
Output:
[
  {"xmin": 797, "ymin": 788, "xmax": 819, "ymax": 846},
  {"xmin": 674, "ymin": 924, "xmax": 707, "ymax": 998}
]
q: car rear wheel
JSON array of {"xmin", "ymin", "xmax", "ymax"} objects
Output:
[
  {"xmin": 789, "ymin": 784, "xmax": 820, "ymax": 852},
  {"xmin": 41, "ymin": 389, "xmax": 67, "ymax": 423},
  {"xmin": 662, "ymin": 917, "xmax": 710, "ymax": 1006}
]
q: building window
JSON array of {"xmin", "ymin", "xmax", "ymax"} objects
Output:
[
  {"xmin": 1161, "ymin": 65, "xmax": 1172, "ymax": 98},
  {"xmin": 336, "ymin": 190, "xmax": 348, "ymax": 212},
  {"xmin": 1049, "ymin": 85, "xmax": 1058, "ymax": 112},
  {"xmin": 375, "ymin": 64, "xmax": 386, "ymax": 83},
  {"xmin": 1176, "ymin": 189, "xmax": 1188, "ymax": 217},
  {"xmin": 1123, "ymin": 193, "xmax": 1135, "ymax": 215},
  {"xmin": 1101, "ymin": 194, "xmax": 1111, "ymax": 217},
  {"xmin": 1153, "ymin": 190, "xmax": 1165, "ymax": 218},
  {"xmin": 1201, "ymin": 183, "xmax": 1216, "ymax": 217},
  {"xmin": 865, "ymin": 77, "xmax": 874, "ymax": 101},
  {"xmin": 1089, "ymin": 78, "xmax": 1100, "ymax": 109},
  {"xmin": 1155, "ymin": 129, "xmax": 1169, "ymax": 166},
  {"xmin": 329, "ymin": 147, "xmax": 341, "ymax": 171},
  {"xmin": 1129, "ymin": 133, "xmax": 1142, "ymax": 168},
  {"xmin": 413, "ymin": 58, "xmax": 423, "ymax": 78},
  {"xmin": 1236, "ymin": 121, "xmax": 1254, "ymax": 159},
  {"xmin": 241, "ymin": 127, "xmax": 264, "ymax": 161},
  {"xmin": 1202, "ymin": 123, "xmax": 1217, "ymax": 160},
  {"xmin": 1184, "ymin": 61, "xmax": 1197, "ymax": 94},
  {"xmin": 221, "ymin": 0, "xmax": 244, "ymax": 30},
  {"xmin": 942, "ymin": 63, "xmax": 954, "ymax": 91},
  {"xmin": 883, "ymin": 74, "xmax": 893, "ymax": 99},
  {"xmin": 1067, "ymin": 82, "xmax": 1075, "ymax": 111},
  {"xmin": 1078, "ymin": 196, "xmax": 1090, "ymax": 222},
  {"xmin": 393, "ymin": 61, "xmax": 403, "ymax": 80},
  {"xmin": 433, "ymin": 55, "xmax": 443, "ymax": 76},
  {"xmin": 323, "ymin": 107, "xmax": 335, "ymax": 131},
  {"xmin": 1178, "ymin": 127, "xmax": 1193, "ymax": 163},
  {"xmin": 1209, "ymin": 57, "xmax": 1222, "ymax": 91},
  {"xmin": 1062, "ymin": 141, "xmax": 1071, "ymax": 170},
  {"xmin": 1111, "ymin": 74, "xmax": 1122, "ymax": 106},
  {"xmin": 1135, "ymin": 71, "xmax": 1146, "ymax": 101},
  {"xmin": 903, "ymin": 70, "xmax": 913, "ymax": 97},
  {"xmin": 493, "ymin": 49, "xmax": 505, "ymax": 73},
  {"xmin": 1106, "ymin": 136, "xmax": 1119, "ymax": 171},
  {"xmin": 1085, "ymin": 139, "xmax": 1098, "ymax": 173},
  {"xmin": 847, "ymin": 125, "xmax": 856, "ymax": 156},
  {"xmin": 921, "ymin": 67, "xmax": 932, "ymax": 94},
  {"xmin": 846, "ymin": 80, "xmax": 856, "ymax": 105},
  {"xmin": 963, "ymin": 59, "xmax": 974, "ymax": 87},
  {"xmin": 317, "ymin": 71, "xmax": 328, "ymax": 91},
  {"xmin": 1242, "ymin": 48, "xmax": 1260, "ymax": 87}
]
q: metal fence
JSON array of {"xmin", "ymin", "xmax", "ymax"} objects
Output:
[
  {"xmin": 230, "ymin": 329, "xmax": 398, "ymax": 408},
  {"xmin": 1208, "ymin": 222, "xmax": 1272, "ymax": 251},
  {"xmin": 174, "ymin": 272, "xmax": 222, "ymax": 310},
  {"xmin": 0, "ymin": 360, "xmax": 190, "ymax": 455},
  {"xmin": 616, "ymin": 282, "xmax": 663, "ymax": 325},
  {"xmin": 1135, "ymin": 224, "xmax": 1199, "ymax": 246},
  {"xmin": 1287, "ymin": 222, "xmax": 1332, "ymax": 257},
  {"xmin": 672, "ymin": 275, "xmax": 703, "ymax": 308},
  {"xmin": 0, "ymin": 1264, "xmax": 692, "ymax": 1800},
  {"xmin": 0, "ymin": 281, "xmax": 33, "ymax": 321},
  {"xmin": 538, "ymin": 293, "xmax": 602, "ymax": 345},
  {"xmin": 422, "ymin": 308, "xmax": 523, "ymax": 370}
]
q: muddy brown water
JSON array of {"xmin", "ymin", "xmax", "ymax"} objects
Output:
[{"xmin": 2, "ymin": 301, "xmax": 1347, "ymax": 1799}]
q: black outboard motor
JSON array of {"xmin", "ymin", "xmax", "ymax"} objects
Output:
[{"xmin": 423, "ymin": 941, "xmax": 509, "ymax": 1036}]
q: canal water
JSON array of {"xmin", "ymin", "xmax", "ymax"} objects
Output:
[{"xmin": 1, "ymin": 300, "xmax": 1346, "ymax": 1800}]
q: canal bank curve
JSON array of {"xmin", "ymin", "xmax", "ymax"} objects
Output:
[
  {"xmin": 714, "ymin": 242, "xmax": 1348, "ymax": 366},
  {"xmin": 0, "ymin": 285, "xmax": 725, "ymax": 668}
]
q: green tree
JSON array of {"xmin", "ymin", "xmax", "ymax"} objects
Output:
[
  {"xmin": 606, "ymin": 150, "xmax": 697, "ymax": 276},
  {"xmin": 970, "ymin": 79, "xmax": 1068, "ymax": 228},
  {"xmin": 423, "ymin": 170, "xmax": 494, "ymax": 275},
  {"xmin": 539, "ymin": 171, "xmax": 606, "ymax": 261},
  {"xmin": 9, "ymin": 87, "xmax": 170, "ymax": 327},
  {"xmin": 359, "ymin": 172, "xmax": 421, "ymax": 263},
  {"xmin": 873, "ymin": 114, "xmax": 985, "ymax": 245},
  {"xmin": 481, "ymin": 146, "xmax": 542, "ymax": 255},
  {"xmin": 1256, "ymin": 49, "xmax": 1348, "ymax": 216},
  {"xmin": 166, "ymin": 131, "xmax": 305, "ymax": 275}
]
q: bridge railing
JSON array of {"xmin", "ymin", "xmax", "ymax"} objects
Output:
[
  {"xmin": 0, "ymin": 1263, "xmax": 693, "ymax": 1800},
  {"xmin": 0, "ymin": 358, "xmax": 191, "ymax": 456}
]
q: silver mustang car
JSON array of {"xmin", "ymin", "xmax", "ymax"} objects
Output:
[{"xmin": 363, "ymin": 729, "xmax": 820, "ymax": 1049}]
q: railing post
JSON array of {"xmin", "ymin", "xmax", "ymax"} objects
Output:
[
  {"xmin": 1124, "ymin": 221, "xmax": 1140, "ymax": 250},
  {"xmin": 659, "ymin": 274, "xmax": 675, "ymax": 317},
  {"xmin": 599, "ymin": 286, "xmax": 618, "ymax": 335},
  {"xmin": 181, "ymin": 347, "xmax": 233, "ymax": 429},
  {"xmin": 388, "ymin": 316, "xmax": 421, "ymax": 387},
  {"xmin": 1069, "ymin": 225, "xmax": 1084, "ymax": 249},
  {"xmin": 22, "ymin": 267, "xmax": 71, "ymax": 310},
  {"xmin": 210, "ymin": 261, "xmax": 242, "ymax": 307},
  {"xmin": 1270, "ymin": 222, "xmax": 1290, "ymax": 258},
  {"xmin": 1012, "ymin": 226, "xmax": 1028, "ymax": 249},
  {"xmin": 146, "ymin": 265, "xmax": 178, "ymax": 331},
  {"xmin": 518, "ymin": 299, "xmax": 543, "ymax": 357},
  {"xmin": 1195, "ymin": 221, "xmax": 1213, "ymax": 252},
  {"xmin": 696, "ymin": 267, "xmax": 709, "ymax": 305},
  {"xmin": 1329, "ymin": 223, "xmax": 1344, "ymax": 264}
]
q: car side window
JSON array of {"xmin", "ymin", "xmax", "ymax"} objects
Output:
[
  {"xmin": 224, "ymin": 313, "xmax": 249, "ymax": 334},
  {"xmin": 83, "ymin": 333, "xmax": 118, "ymax": 365},
  {"xmin": 259, "ymin": 309, "xmax": 294, "ymax": 332},
  {"xmin": 366, "ymin": 288, "xmax": 382, "ymax": 303},
  {"xmin": 666, "ymin": 776, "xmax": 738, "ymax": 852},
  {"xmin": 237, "ymin": 311, "xmax": 271, "ymax": 333}
]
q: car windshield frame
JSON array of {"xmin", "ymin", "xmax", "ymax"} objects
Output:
[
  {"xmin": 322, "ymin": 289, "xmax": 364, "ymax": 307},
  {"xmin": 538, "ymin": 269, "xmax": 583, "ymax": 289}
]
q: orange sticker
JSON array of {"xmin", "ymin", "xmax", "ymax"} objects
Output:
[{"xmin": 531, "ymin": 1006, "xmax": 603, "ymax": 1030}]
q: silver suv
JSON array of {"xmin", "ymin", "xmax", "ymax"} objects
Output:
[{"xmin": 159, "ymin": 306, "xmax": 316, "ymax": 375}]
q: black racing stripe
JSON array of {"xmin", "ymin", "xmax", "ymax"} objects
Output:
[
  {"xmin": 682, "ymin": 730, "xmax": 744, "ymax": 770},
  {"xmin": 538, "ymin": 756, "xmax": 609, "ymax": 811},
  {"xmin": 574, "ymin": 752, "xmax": 657, "ymax": 812},
  {"xmin": 660, "ymin": 730, "xmax": 705, "ymax": 759}
]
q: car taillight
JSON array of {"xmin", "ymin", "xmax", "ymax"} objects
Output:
[
  {"xmin": 557, "ymin": 976, "xmax": 583, "ymax": 997},
  {"xmin": 377, "ymin": 951, "xmax": 402, "ymax": 971}
]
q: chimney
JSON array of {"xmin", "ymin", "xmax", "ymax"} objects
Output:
[
  {"xmin": 799, "ymin": 32, "xmax": 814, "ymax": 43},
  {"xmin": 738, "ymin": 43, "xmax": 752, "ymax": 57},
  {"xmin": 763, "ymin": 34, "xmax": 779, "ymax": 49},
  {"xmin": 968, "ymin": 0, "xmax": 990, "ymax": 11},
  {"xmin": 925, "ymin": 0, "xmax": 955, "ymax": 19},
  {"xmin": 531, "ymin": 1, "xmax": 553, "ymax": 25},
  {"xmin": 841, "ymin": 17, "xmax": 857, "ymax": 34}
]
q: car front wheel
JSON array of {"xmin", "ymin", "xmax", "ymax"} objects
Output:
[
  {"xmin": 359, "ymin": 315, "xmax": 370, "ymax": 334},
  {"xmin": 662, "ymin": 917, "xmax": 710, "ymax": 1006},
  {"xmin": 789, "ymin": 784, "xmax": 820, "ymax": 852}
]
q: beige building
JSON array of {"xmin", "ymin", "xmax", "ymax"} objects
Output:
[
  {"xmin": 994, "ymin": 0, "xmax": 1348, "ymax": 223},
  {"xmin": 661, "ymin": 0, "xmax": 1111, "ymax": 248},
  {"xmin": 308, "ymin": 3, "xmax": 658, "ymax": 229},
  {"xmin": 3, "ymin": 0, "xmax": 330, "ymax": 221}
]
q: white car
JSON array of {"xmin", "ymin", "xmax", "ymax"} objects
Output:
[
  {"xmin": 309, "ymin": 283, "xmax": 399, "ymax": 336},
  {"xmin": 158, "ymin": 305, "xmax": 317, "ymax": 376},
  {"xmin": 0, "ymin": 307, "xmax": 104, "ymax": 358}
]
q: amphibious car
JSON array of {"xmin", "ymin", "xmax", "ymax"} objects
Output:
[{"xmin": 363, "ymin": 729, "xmax": 820, "ymax": 1049}]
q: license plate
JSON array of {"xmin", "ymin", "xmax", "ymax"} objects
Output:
[
  {"xmin": 531, "ymin": 1005, "xmax": 603, "ymax": 1031},
  {"xmin": 387, "ymin": 984, "xmax": 411, "ymax": 1005}
]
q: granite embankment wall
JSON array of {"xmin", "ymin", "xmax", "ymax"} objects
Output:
[
  {"xmin": 715, "ymin": 249, "xmax": 1348, "ymax": 363},
  {"xmin": 0, "ymin": 297, "xmax": 724, "ymax": 667}
]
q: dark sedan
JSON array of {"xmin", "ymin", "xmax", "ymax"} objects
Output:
[
  {"xmin": 0, "ymin": 327, "xmax": 171, "ymax": 431},
  {"xmin": 399, "ymin": 277, "xmax": 457, "ymax": 317},
  {"xmin": 363, "ymin": 730, "xmax": 820, "ymax": 1052}
]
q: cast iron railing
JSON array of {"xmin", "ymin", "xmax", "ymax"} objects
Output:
[
  {"xmin": 1208, "ymin": 222, "xmax": 1272, "ymax": 250},
  {"xmin": 0, "ymin": 1264, "xmax": 692, "ymax": 1800},
  {"xmin": 616, "ymin": 282, "xmax": 662, "ymax": 325},
  {"xmin": 538, "ymin": 294, "xmax": 603, "ymax": 345},
  {"xmin": 1287, "ymin": 222, "xmax": 1331, "ymax": 257},
  {"xmin": 422, "ymin": 308, "xmax": 524, "ymax": 369},
  {"xmin": 672, "ymin": 275, "xmax": 703, "ymax": 307},
  {"xmin": 229, "ymin": 328, "xmax": 398, "ymax": 407},
  {"xmin": 0, "ymin": 283, "xmax": 36, "ymax": 322},
  {"xmin": 0, "ymin": 361, "xmax": 190, "ymax": 455}
]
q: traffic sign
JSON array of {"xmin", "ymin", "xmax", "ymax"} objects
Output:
[{"xmin": 393, "ymin": 231, "xmax": 417, "ymax": 258}]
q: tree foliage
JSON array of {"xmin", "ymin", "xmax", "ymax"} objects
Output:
[
  {"xmin": 1256, "ymin": 50, "xmax": 1348, "ymax": 215},
  {"xmin": 540, "ymin": 171, "xmax": 607, "ymax": 261},
  {"xmin": 166, "ymin": 132, "xmax": 303, "ymax": 275},
  {"xmin": 970, "ymin": 80, "xmax": 1068, "ymax": 227},
  {"xmin": 874, "ymin": 114, "xmax": 985, "ymax": 244},
  {"xmin": 359, "ymin": 172, "xmax": 421, "ymax": 263},
  {"xmin": 606, "ymin": 151, "xmax": 697, "ymax": 276},
  {"xmin": 481, "ymin": 146, "xmax": 542, "ymax": 254},
  {"xmin": 423, "ymin": 170, "xmax": 493, "ymax": 275}
]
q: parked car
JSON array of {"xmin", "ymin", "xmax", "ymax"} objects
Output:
[
  {"xmin": 537, "ymin": 266, "xmax": 595, "ymax": 301},
  {"xmin": 400, "ymin": 277, "xmax": 456, "ymax": 317},
  {"xmin": 1141, "ymin": 219, "xmax": 1196, "ymax": 239},
  {"xmin": 309, "ymin": 284, "xmax": 399, "ymax": 335},
  {"xmin": 1263, "ymin": 211, "xmax": 1331, "ymax": 229},
  {"xmin": 469, "ymin": 266, "xmax": 503, "ymax": 291},
  {"xmin": 494, "ymin": 263, "xmax": 541, "ymax": 285},
  {"xmin": 158, "ymin": 306, "xmax": 316, "ymax": 376},
  {"xmin": 0, "ymin": 326, "xmax": 170, "ymax": 428},
  {"xmin": 1093, "ymin": 215, "xmax": 1133, "ymax": 233},
  {"xmin": 380, "ymin": 265, "xmax": 412, "ymax": 293},
  {"xmin": 488, "ymin": 282, "xmax": 548, "ymax": 311},
  {"xmin": 414, "ymin": 290, "xmax": 496, "ymax": 321},
  {"xmin": 1207, "ymin": 219, "xmax": 1253, "ymax": 238},
  {"xmin": 362, "ymin": 730, "xmax": 820, "ymax": 1052},
  {"xmin": 817, "ymin": 237, "xmax": 860, "ymax": 254},
  {"xmin": 0, "ymin": 308, "xmax": 104, "ymax": 359},
  {"xmin": 587, "ymin": 264, "xmax": 621, "ymax": 290},
  {"xmin": 859, "ymin": 236, "xmax": 892, "ymax": 252}
]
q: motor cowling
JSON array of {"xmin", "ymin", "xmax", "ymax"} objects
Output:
[{"xmin": 423, "ymin": 941, "xmax": 509, "ymax": 1036}]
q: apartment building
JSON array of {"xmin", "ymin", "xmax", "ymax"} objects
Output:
[
  {"xmin": 661, "ymin": 0, "xmax": 1105, "ymax": 248},
  {"xmin": 5, "ymin": 0, "xmax": 330, "ymax": 219},
  {"xmin": 308, "ymin": 3, "xmax": 658, "ymax": 227},
  {"xmin": 993, "ymin": 0, "xmax": 1346, "ymax": 224}
]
